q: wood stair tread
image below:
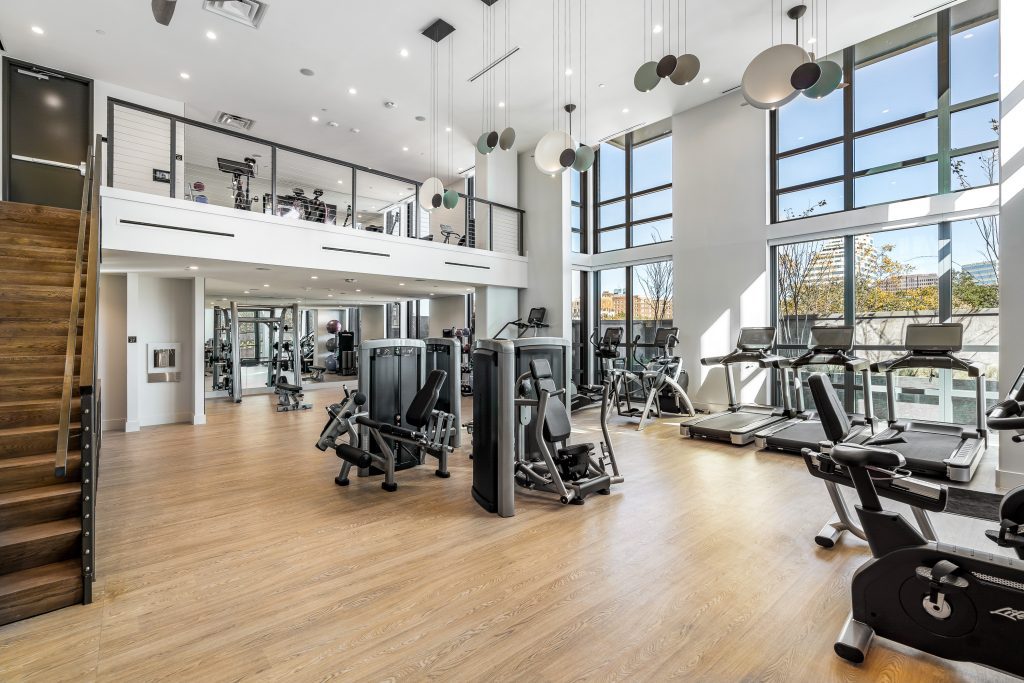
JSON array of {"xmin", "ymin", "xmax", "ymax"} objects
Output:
[
  {"xmin": 0, "ymin": 518, "xmax": 80, "ymax": 547},
  {"xmin": 0, "ymin": 451, "xmax": 82, "ymax": 468},
  {"xmin": 0, "ymin": 423, "xmax": 80, "ymax": 437},
  {"xmin": 0, "ymin": 560, "xmax": 80, "ymax": 597},
  {"xmin": 0, "ymin": 398, "xmax": 79, "ymax": 409},
  {"xmin": 0, "ymin": 483, "xmax": 79, "ymax": 507}
]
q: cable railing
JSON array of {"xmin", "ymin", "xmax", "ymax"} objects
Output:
[{"xmin": 106, "ymin": 98, "xmax": 525, "ymax": 256}]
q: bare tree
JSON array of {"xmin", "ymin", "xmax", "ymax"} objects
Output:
[
  {"xmin": 634, "ymin": 231, "xmax": 673, "ymax": 324},
  {"xmin": 951, "ymin": 118, "xmax": 1000, "ymax": 286}
]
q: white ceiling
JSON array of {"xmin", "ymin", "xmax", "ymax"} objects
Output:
[
  {"xmin": 101, "ymin": 250, "xmax": 476, "ymax": 307},
  {"xmin": 2, "ymin": 0, "xmax": 948, "ymax": 185}
]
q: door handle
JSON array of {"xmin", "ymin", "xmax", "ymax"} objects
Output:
[{"xmin": 10, "ymin": 154, "xmax": 86, "ymax": 176}]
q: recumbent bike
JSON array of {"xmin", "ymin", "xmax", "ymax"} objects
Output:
[{"xmin": 802, "ymin": 369, "xmax": 1024, "ymax": 677}]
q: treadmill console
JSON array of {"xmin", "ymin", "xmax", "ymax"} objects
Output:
[
  {"xmin": 737, "ymin": 327, "xmax": 776, "ymax": 352},
  {"xmin": 808, "ymin": 325, "xmax": 854, "ymax": 352},
  {"xmin": 526, "ymin": 307, "xmax": 548, "ymax": 326},
  {"xmin": 905, "ymin": 323, "xmax": 963, "ymax": 353}
]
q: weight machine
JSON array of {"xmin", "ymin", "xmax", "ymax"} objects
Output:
[{"xmin": 228, "ymin": 302, "xmax": 310, "ymax": 411}]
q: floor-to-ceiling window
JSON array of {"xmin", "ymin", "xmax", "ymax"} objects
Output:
[
  {"xmin": 771, "ymin": 217, "xmax": 999, "ymax": 422},
  {"xmin": 405, "ymin": 300, "xmax": 430, "ymax": 339},
  {"xmin": 771, "ymin": 0, "xmax": 999, "ymax": 222},
  {"xmin": 571, "ymin": 170, "xmax": 587, "ymax": 254},
  {"xmin": 593, "ymin": 120, "xmax": 672, "ymax": 252},
  {"xmin": 571, "ymin": 270, "xmax": 589, "ymax": 385},
  {"xmin": 594, "ymin": 260, "xmax": 674, "ymax": 372}
]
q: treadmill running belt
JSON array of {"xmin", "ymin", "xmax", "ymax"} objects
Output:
[
  {"xmin": 693, "ymin": 411, "xmax": 773, "ymax": 432},
  {"xmin": 765, "ymin": 421, "xmax": 827, "ymax": 451},
  {"xmin": 945, "ymin": 487, "xmax": 1001, "ymax": 522},
  {"xmin": 875, "ymin": 432, "xmax": 961, "ymax": 476}
]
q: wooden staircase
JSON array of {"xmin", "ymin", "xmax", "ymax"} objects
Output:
[{"xmin": 0, "ymin": 146, "xmax": 100, "ymax": 627}]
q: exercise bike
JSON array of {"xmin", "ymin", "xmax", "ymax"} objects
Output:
[{"xmin": 803, "ymin": 370, "xmax": 1024, "ymax": 677}]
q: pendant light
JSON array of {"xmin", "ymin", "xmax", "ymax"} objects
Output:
[
  {"xmin": 634, "ymin": 0, "xmax": 660, "ymax": 92},
  {"xmin": 442, "ymin": 33, "xmax": 459, "ymax": 209},
  {"xmin": 419, "ymin": 18, "xmax": 455, "ymax": 211},
  {"xmin": 669, "ymin": 0, "xmax": 701, "ymax": 85},
  {"xmin": 498, "ymin": 0, "xmax": 517, "ymax": 150},
  {"xmin": 535, "ymin": 0, "xmax": 577, "ymax": 175},
  {"xmin": 572, "ymin": 0, "xmax": 594, "ymax": 173},
  {"xmin": 793, "ymin": 0, "xmax": 843, "ymax": 99},
  {"xmin": 741, "ymin": 1, "xmax": 810, "ymax": 110},
  {"xmin": 477, "ymin": 0, "xmax": 503, "ymax": 155}
]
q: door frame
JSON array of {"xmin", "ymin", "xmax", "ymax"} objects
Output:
[{"xmin": 2, "ymin": 56, "xmax": 94, "ymax": 202}]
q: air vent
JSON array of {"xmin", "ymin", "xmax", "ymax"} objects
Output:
[
  {"xmin": 214, "ymin": 111, "xmax": 255, "ymax": 130},
  {"xmin": 202, "ymin": 0, "xmax": 269, "ymax": 29}
]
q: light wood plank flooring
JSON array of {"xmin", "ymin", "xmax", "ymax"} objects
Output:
[{"xmin": 0, "ymin": 390, "xmax": 1016, "ymax": 682}]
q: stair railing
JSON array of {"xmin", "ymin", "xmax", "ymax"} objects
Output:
[{"xmin": 56, "ymin": 135, "xmax": 101, "ymax": 480}]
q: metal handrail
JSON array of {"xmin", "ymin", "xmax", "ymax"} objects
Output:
[{"xmin": 56, "ymin": 138, "xmax": 99, "ymax": 476}]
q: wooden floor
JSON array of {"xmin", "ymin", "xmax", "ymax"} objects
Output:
[{"xmin": 0, "ymin": 390, "xmax": 1015, "ymax": 682}]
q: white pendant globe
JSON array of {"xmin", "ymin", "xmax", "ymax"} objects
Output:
[
  {"xmin": 741, "ymin": 43, "xmax": 810, "ymax": 110},
  {"xmin": 535, "ymin": 130, "xmax": 576, "ymax": 174},
  {"xmin": 418, "ymin": 177, "xmax": 444, "ymax": 212}
]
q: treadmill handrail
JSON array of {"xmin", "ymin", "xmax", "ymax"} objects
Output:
[
  {"xmin": 701, "ymin": 348, "xmax": 781, "ymax": 367},
  {"xmin": 790, "ymin": 348, "xmax": 869, "ymax": 372},
  {"xmin": 873, "ymin": 352, "xmax": 986, "ymax": 377}
]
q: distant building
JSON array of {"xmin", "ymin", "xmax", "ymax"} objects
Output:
[
  {"xmin": 961, "ymin": 261, "xmax": 998, "ymax": 286},
  {"xmin": 878, "ymin": 273, "xmax": 939, "ymax": 293}
]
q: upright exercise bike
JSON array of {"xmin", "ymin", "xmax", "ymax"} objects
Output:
[{"xmin": 804, "ymin": 369, "xmax": 1024, "ymax": 677}]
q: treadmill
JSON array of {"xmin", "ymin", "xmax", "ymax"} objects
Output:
[
  {"xmin": 871, "ymin": 322, "xmax": 987, "ymax": 482},
  {"xmin": 754, "ymin": 325, "xmax": 875, "ymax": 454},
  {"xmin": 679, "ymin": 327, "xmax": 792, "ymax": 445}
]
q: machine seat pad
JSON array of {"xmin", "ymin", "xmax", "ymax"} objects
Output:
[
  {"xmin": 831, "ymin": 443, "xmax": 906, "ymax": 469},
  {"xmin": 558, "ymin": 443, "xmax": 594, "ymax": 459},
  {"xmin": 336, "ymin": 443, "xmax": 373, "ymax": 469},
  {"xmin": 277, "ymin": 382, "xmax": 302, "ymax": 393},
  {"xmin": 378, "ymin": 423, "xmax": 421, "ymax": 441}
]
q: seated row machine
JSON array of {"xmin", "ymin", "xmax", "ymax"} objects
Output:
[{"xmin": 316, "ymin": 370, "xmax": 455, "ymax": 491}]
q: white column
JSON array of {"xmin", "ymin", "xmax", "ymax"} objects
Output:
[
  {"xmin": 475, "ymin": 286, "xmax": 520, "ymax": 339},
  {"xmin": 998, "ymin": 0, "xmax": 1024, "ymax": 485},
  {"xmin": 428, "ymin": 296, "xmax": 467, "ymax": 333},
  {"xmin": 359, "ymin": 305, "xmax": 386, "ymax": 340},
  {"xmin": 517, "ymin": 152, "xmax": 571, "ymax": 339},
  {"xmin": 124, "ymin": 272, "xmax": 141, "ymax": 432},
  {"xmin": 192, "ymin": 277, "xmax": 207, "ymax": 425}
]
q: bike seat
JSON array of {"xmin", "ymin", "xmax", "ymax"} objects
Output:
[{"xmin": 831, "ymin": 443, "xmax": 905, "ymax": 469}]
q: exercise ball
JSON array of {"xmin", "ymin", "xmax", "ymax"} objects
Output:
[
  {"xmin": 326, "ymin": 338, "xmax": 338, "ymax": 352},
  {"xmin": 326, "ymin": 319, "xmax": 341, "ymax": 334}
]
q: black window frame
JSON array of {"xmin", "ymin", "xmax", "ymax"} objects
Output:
[
  {"xmin": 593, "ymin": 130, "xmax": 673, "ymax": 253},
  {"xmin": 770, "ymin": 3, "xmax": 999, "ymax": 223},
  {"xmin": 571, "ymin": 169, "xmax": 589, "ymax": 254}
]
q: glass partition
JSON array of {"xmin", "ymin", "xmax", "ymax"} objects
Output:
[
  {"xmin": 181, "ymin": 124, "xmax": 272, "ymax": 213},
  {"xmin": 275, "ymin": 151, "xmax": 352, "ymax": 225}
]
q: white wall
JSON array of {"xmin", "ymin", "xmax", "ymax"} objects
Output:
[
  {"xmin": 123, "ymin": 275, "xmax": 201, "ymax": 430},
  {"xmin": 428, "ymin": 296, "xmax": 466, "ymax": 334},
  {"xmin": 359, "ymin": 305, "xmax": 386, "ymax": 340},
  {"xmin": 672, "ymin": 93, "xmax": 771, "ymax": 410},
  {"xmin": 518, "ymin": 151, "xmax": 571, "ymax": 339},
  {"xmin": 999, "ymin": 0, "xmax": 1024, "ymax": 485},
  {"xmin": 476, "ymin": 286, "xmax": 519, "ymax": 340},
  {"xmin": 98, "ymin": 273, "xmax": 127, "ymax": 431}
]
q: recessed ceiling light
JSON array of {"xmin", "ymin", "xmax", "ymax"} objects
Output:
[
  {"xmin": 402, "ymin": 146, "xmax": 409, "ymax": 151},
  {"xmin": 180, "ymin": 72, "xmax": 191, "ymax": 79},
  {"xmin": 31, "ymin": 26, "xmax": 44, "ymax": 35},
  {"xmin": 95, "ymin": 29, "xmax": 106, "ymax": 35},
  {"xmin": 430, "ymin": 292, "xmax": 434, "ymax": 296},
  {"xmin": 702, "ymin": 77, "xmax": 711, "ymax": 84},
  {"xmin": 400, "ymin": 48, "xmax": 409, "ymax": 57},
  {"xmin": 263, "ymin": 283, "xmax": 269, "ymax": 287},
  {"xmin": 415, "ymin": 115, "xmax": 426, "ymax": 122},
  {"xmin": 498, "ymin": 101, "xmax": 505, "ymax": 107},
  {"xmin": 351, "ymin": 127, "xmax": 360, "ymax": 133},
  {"xmin": 622, "ymin": 108, "xmax": 629, "ymax": 113},
  {"xmin": 445, "ymin": 126, "xmax": 452, "ymax": 132},
  {"xmin": 355, "ymin": 288, "xmax": 362, "ymax": 292},
  {"xmin": 311, "ymin": 115, "xmax": 319, "ymax": 122},
  {"xmin": 652, "ymin": 24, "xmax": 662, "ymax": 34},
  {"xmin": 598, "ymin": 83, "xmax": 606, "ymax": 88},
  {"xmin": 327, "ymin": 294, "xmax": 333, "ymax": 297},
  {"xmin": 300, "ymin": 68, "xmax": 315, "ymax": 76},
  {"xmin": 206, "ymin": 30, "xmax": 217, "ymax": 39},
  {"xmin": 327, "ymin": 121, "xmax": 339, "ymax": 127},
  {"xmin": 348, "ymin": 87, "xmax": 357, "ymax": 95},
  {"xmin": 564, "ymin": 68, "xmax": 573, "ymax": 76},
  {"xmin": 243, "ymin": 290, "xmax": 250, "ymax": 294},
  {"xmin": 399, "ymin": 283, "xmax": 405, "ymax": 286},
  {"xmin": 311, "ymin": 275, "xmax": 318, "ymax": 279},
  {"xmin": 466, "ymin": 288, "xmax": 473, "ymax": 291},
  {"xmin": 221, "ymin": 297, "xmax": 227, "ymax": 301},
  {"xmin": 337, "ymin": 179, "xmax": 344, "ymax": 184},
  {"xmin": 186, "ymin": 265, "xmax": 199, "ymax": 270}
]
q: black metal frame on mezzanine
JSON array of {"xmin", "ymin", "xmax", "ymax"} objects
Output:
[
  {"xmin": 104, "ymin": 97, "xmax": 525, "ymax": 256},
  {"xmin": 769, "ymin": 2, "xmax": 999, "ymax": 224}
]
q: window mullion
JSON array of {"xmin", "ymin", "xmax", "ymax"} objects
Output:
[
  {"xmin": 843, "ymin": 45, "xmax": 855, "ymax": 211},
  {"xmin": 937, "ymin": 9, "xmax": 952, "ymax": 195},
  {"xmin": 625, "ymin": 132, "xmax": 633, "ymax": 248}
]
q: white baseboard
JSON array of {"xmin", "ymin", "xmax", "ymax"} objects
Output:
[
  {"xmin": 140, "ymin": 412, "xmax": 193, "ymax": 428},
  {"xmin": 192, "ymin": 414, "xmax": 207, "ymax": 425},
  {"xmin": 125, "ymin": 420, "xmax": 140, "ymax": 433},
  {"xmin": 997, "ymin": 469, "xmax": 1024, "ymax": 489},
  {"xmin": 102, "ymin": 418, "xmax": 126, "ymax": 432}
]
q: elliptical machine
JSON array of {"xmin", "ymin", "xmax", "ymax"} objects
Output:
[{"xmin": 803, "ymin": 370, "xmax": 1024, "ymax": 677}]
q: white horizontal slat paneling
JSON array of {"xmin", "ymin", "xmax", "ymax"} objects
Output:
[
  {"xmin": 112, "ymin": 105, "xmax": 172, "ymax": 197},
  {"xmin": 491, "ymin": 206, "xmax": 520, "ymax": 255}
]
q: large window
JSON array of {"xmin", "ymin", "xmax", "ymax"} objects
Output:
[
  {"xmin": 771, "ymin": 0, "xmax": 998, "ymax": 222},
  {"xmin": 594, "ymin": 260, "xmax": 673, "ymax": 371},
  {"xmin": 772, "ymin": 216, "xmax": 999, "ymax": 423},
  {"xmin": 571, "ymin": 270, "xmax": 588, "ymax": 385},
  {"xmin": 593, "ymin": 121, "xmax": 672, "ymax": 252},
  {"xmin": 571, "ymin": 170, "xmax": 587, "ymax": 253}
]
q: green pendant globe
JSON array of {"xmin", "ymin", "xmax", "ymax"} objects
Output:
[
  {"xmin": 802, "ymin": 59, "xmax": 843, "ymax": 99},
  {"xmin": 442, "ymin": 189, "xmax": 459, "ymax": 209}
]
